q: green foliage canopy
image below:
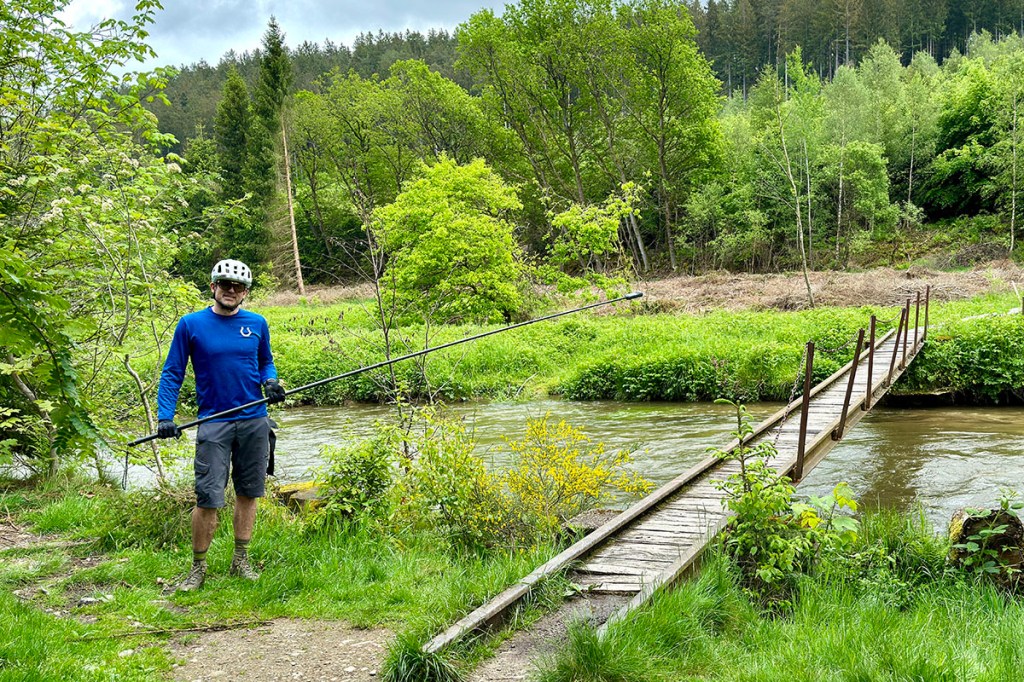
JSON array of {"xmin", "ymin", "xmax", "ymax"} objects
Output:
[{"xmin": 373, "ymin": 157, "xmax": 528, "ymax": 323}]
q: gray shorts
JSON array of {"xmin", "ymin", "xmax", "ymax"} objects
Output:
[{"xmin": 194, "ymin": 417, "xmax": 270, "ymax": 508}]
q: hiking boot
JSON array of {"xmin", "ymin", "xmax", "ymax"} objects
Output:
[
  {"xmin": 173, "ymin": 562, "xmax": 206, "ymax": 593},
  {"xmin": 229, "ymin": 555, "xmax": 260, "ymax": 581}
]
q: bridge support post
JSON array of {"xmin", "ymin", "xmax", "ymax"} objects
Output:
[
  {"xmin": 885, "ymin": 308, "xmax": 906, "ymax": 388},
  {"xmin": 923, "ymin": 285, "xmax": 930, "ymax": 342},
  {"xmin": 901, "ymin": 298, "xmax": 911, "ymax": 369},
  {"xmin": 794, "ymin": 341, "xmax": 814, "ymax": 481},
  {"xmin": 914, "ymin": 291, "xmax": 921, "ymax": 349},
  {"xmin": 834, "ymin": 329, "xmax": 864, "ymax": 441},
  {"xmin": 864, "ymin": 316, "xmax": 876, "ymax": 411}
]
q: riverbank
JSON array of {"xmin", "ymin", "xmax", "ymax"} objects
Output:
[
  {"xmin": 0, "ymin": 476, "xmax": 562, "ymax": 680},
  {"xmin": 257, "ymin": 288, "xmax": 1023, "ymax": 407},
  {"xmin": 105, "ymin": 267, "xmax": 1024, "ymax": 425},
  {"xmin": 2, "ymin": 478, "xmax": 1021, "ymax": 681},
  {"xmin": 540, "ymin": 518, "xmax": 1024, "ymax": 681}
]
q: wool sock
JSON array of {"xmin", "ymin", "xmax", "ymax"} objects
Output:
[
  {"xmin": 233, "ymin": 538, "xmax": 249, "ymax": 562},
  {"xmin": 192, "ymin": 549, "xmax": 207, "ymax": 565}
]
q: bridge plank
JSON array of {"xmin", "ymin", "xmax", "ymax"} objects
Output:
[{"xmin": 580, "ymin": 562, "xmax": 660, "ymax": 577}]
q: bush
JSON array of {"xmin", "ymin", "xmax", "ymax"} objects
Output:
[
  {"xmin": 905, "ymin": 315, "xmax": 1024, "ymax": 402},
  {"xmin": 306, "ymin": 408, "xmax": 653, "ymax": 552},
  {"xmin": 307, "ymin": 430, "xmax": 396, "ymax": 532},
  {"xmin": 399, "ymin": 410, "xmax": 523, "ymax": 550},
  {"xmin": 712, "ymin": 400, "xmax": 859, "ymax": 608},
  {"xmin": 97, "ymin": 483, "xmax": 195, "ymax": 550},
  {"xmin": 503, "ymin": 415, "xmax": 652, "ymax": 535}
]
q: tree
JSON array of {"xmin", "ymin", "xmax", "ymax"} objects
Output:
[
  {"xmin": 457, "ymin": 0, "xmax": 606, "ymax": 208},
  {"xmin": 214, "ymin": 66, "xmax": 253, "ymax": 200},
  {"xmin": 373, "ymin": 157, "xmax": 528, "ymax": 323},
  {"xmin": 921, "ymin": 56, "xmax": 996, "ymax": 216},
  {"xmin": 0, "ymin": 0, "xmax": 200, "ymax": 476},
  {"xmin": 385, "ymin": 59, "xmax": 499, "ymax": 166},
  {"xmin": 986, "ymin": 49, "xmax": 1024, "ymax": 253},
  {"xmin": 255, "ymin": 18, "xmax": 305, "ymax": 294},
  {"xmin": 823, "ymin": 64, "xmax": 872, "ymax": 263},
  {"xmin": 213, "ymin": 66, "xmax": 272, "ymax": 270},
  {"xmin": 618, "ymin": 0, "xmax": 724, "ymax": 270},
  {"xmin": 749, "ymin": 54, "xmax": 819, "ymax": 304}
]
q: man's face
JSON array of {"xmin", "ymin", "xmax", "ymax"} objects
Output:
[{"xmin": 210, "ymin": 279, "xmax": 248, "ymax": 311}]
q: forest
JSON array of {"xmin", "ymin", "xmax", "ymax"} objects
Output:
[{"xmin": 152, "ymin": 0, "xmax": 1024, "ymax": 293}]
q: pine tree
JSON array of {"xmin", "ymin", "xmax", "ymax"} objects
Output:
[
  {"xmin": 255, "ymin": 17, "xmax": 293, "ymax": 134},
  {"xmin": 255, "ymin": 17, "xmax": 305, "ymax": 294},
  {"xmin": 213, "ymin": 66, "xmax": 252, "ymax": 200}
]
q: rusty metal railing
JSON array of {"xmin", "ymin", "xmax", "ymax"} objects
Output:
[{"xmin": 794, "ymin": 289, "xmax": 930, "ymax": 480}]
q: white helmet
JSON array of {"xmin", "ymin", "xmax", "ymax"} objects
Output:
[{"xmin": 210, "ymin": 259, "xmax": 253, "ymax": 287}]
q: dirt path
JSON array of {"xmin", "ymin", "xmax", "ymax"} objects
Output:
[
  {"xmin": 0, "ymin": 518, "xmax": 44, "ymax": 551},
  {"xmin": 265, "ymin": 263, "xmax": 1024, "ymax": 312},
  {"xmin": 468, "ymin": 594, "xmax": 629, "ymax": 682},
  {"xmin": 169, "ymin": 619, "xmax": 389, "ymax": 682}
]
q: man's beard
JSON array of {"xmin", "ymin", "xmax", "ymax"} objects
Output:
[{"xmin": 215, "ymin": 293, "xmax": 241, "ymax": 311}]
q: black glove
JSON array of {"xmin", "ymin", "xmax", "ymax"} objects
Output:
[
  {"xmin": 157, "ymin": 420, "xmax": 181, "ymax": 439},
  {"xmin": 263, "ymin": 378, "xmax": 286, "ymax": 404}
]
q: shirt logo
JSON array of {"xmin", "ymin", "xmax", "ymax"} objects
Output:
[{"xmin": 240, "ymin": 326, "xmax": 253, "ymax": 338}]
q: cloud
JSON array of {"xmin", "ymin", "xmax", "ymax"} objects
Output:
[{"xmin": 63, "ymin": 0, "xmax": 504, "ymax": 69}]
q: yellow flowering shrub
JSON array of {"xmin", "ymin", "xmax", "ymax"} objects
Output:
[
  {"xmin": 501, "ymin": 414, "xmax": 653, "ymax": 535},
  {"xmin": 311, "ymin": 409, "xmax": 653, "ymax": 551}
]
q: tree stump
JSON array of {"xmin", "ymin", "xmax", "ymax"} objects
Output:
[{"xmin": 948, "ymin": 507, "xmax": 1023, "ymax": 590}]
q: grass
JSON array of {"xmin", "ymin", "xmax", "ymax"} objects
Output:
[
  {"xmin": 382, "ymin": 632, "xmax": 464, "ymax": 682},
  {"xmin": 100, "ymin": 290, "xmax": 1023, "ymax": 426},
  {"xmin": 536, "ymin": 511, "xmax": 1024, "ymax": 682},
  {"xmin": 4, "ymin": 480, "xmax": 1022, "ymax": 680},
  {"xmin": 260, "ymin": 291, "xmax": 1024, "ymax": 404},
  {"xmin": 0, "ymin": 476, "xmax": 565, "ymax": 680}
]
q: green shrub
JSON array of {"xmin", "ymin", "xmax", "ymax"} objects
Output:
[
  {"xmin": 906, "ymin": 315, "xmax": 1024, "ymax": 402},
  {"xmin": 399, "ymin": 410, "xmax": 525, "ymax": 550},
  {"xmin": 97, "ymin": 483, "xmax": 195, "ymax": 550},
  {"xmin": 305, "ymin": 408, "xmax": 652, "ymax": 552},
  {"xmin": 307, "ymin": 431, "xmax": 396, "ymax": 532},
  {"xmin": 712, "ymin": 400, "xmax": 859, "ymax": 607}
]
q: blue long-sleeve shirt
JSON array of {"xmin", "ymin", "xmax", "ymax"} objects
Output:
[{"xmin": 157, "ymin": 307, "xmax": 278, "ymax": 423}]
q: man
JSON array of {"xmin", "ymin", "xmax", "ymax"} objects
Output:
[{"xmin": 156, "ymin": 259, "xmax": 286, "ymax": 592}]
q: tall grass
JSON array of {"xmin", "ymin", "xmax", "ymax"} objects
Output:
[
  {"xmin": 259, "ymin": 293, "xmax": 1024, "ymax": 404},
  {"xmin": 107, "ymin": 292, "xmax": 1022, "ymax": 418},
  {"xmin": 537, "ymin": 514, "xmax": 1024, "ymax": 682},
  {"xmin": 2, "ymin": 477, "xmax": 562, "ymax": 623}
]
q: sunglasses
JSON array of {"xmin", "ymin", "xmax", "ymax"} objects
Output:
[{"xmin": 215, "ymin": 281, "xmax": 248, "ymax": 292}]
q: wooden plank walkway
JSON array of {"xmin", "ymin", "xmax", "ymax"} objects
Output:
[{"xmin": 426, "ymin": 323, "xmax": 926, "ymax": 654}]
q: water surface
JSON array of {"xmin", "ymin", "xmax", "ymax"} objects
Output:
[{"xmin": 270, "ymin": 400, "xmax": 1024, "ymax": 529}]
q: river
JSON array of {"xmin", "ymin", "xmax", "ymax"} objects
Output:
[{"xmin": 263, "ymin": 400, "xmax": 1023, "ymax": 529}]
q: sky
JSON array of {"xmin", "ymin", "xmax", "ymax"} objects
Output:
[{"xmin": 61, "ymin": 0, "xmax": 506, "ymax": 70}]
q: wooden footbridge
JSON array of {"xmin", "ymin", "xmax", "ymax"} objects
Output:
[{"xmin": 425, "ymin": 289, "xmax": 932, "ymax": 660}]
